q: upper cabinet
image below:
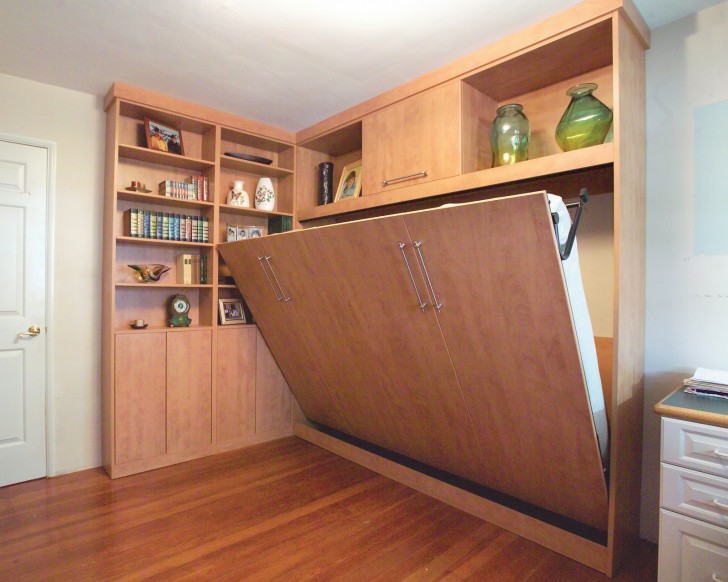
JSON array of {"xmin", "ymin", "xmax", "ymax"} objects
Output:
[
  {"xmin": 362, "ymin": 81, "xmax": 462, "ymax": 196},
  {"xmin": 294, "ymin": 11, "xmax": 640, "ymax": 223}
]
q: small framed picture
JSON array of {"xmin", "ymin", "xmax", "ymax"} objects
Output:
[
  {"xmin": 144, "ymin": 117, "xmax": 185, "ymax": 156},
  {"xmin": 236, "ymin": 226, "xmax": 248, "ymax": 240},
  {"xmin": 219, "ymin": 298, "xmax": 246, "ymax": 325},
  {"xmin": 226, "ymin": 224, "xmax": 237, "ymax": 242},
  {"xmin": 335, "ymin": 160, "xmax": 363, "ymax": 202},
  {"xmin": 246, "ymin": 226, "xmax": 263, "ymax": 238}
]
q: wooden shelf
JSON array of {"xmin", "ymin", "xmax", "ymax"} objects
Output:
[
  {"xmin": 114, "ymin": 324, "xmax": 214, "ymax": 335},
  {"xmin": 117, "ymin": 189, "xmax": 214, "ymax": 209},
  {"xmin": 218, "ymin": 204, "xmax": 293, "ymax": 219},
  {"xmin": 115, "ymin": 283, "xmax": 213, "ymax": 289},
  {"xmin": 297, "ymin": 144, "xmax": 613, "ymax": 222},
  {"xmin": 116, "ymin": 236, "xmax": 213, "ymax": 248},
  {"xmin": 118, "ymin": 144, "xmax": 215, "ymax": 171},
  {"xmin": 220, "ymin": 155, "xmax": 293, "ymax": 178},
  {"xmin": 218, "ymin": 284, "xmax": 238, "ymax": 289}
]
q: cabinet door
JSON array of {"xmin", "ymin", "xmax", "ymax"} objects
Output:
[
  {"xmin": 218, "ymin": 239, "xmax": 349, "ymax": 433},
  {"xmin": 216, "ymin": 326, "xmax": 256, "ymax": 443},
  {"xmin": 114, "ymin": 332, "xmax": 166, "ymax": 465},
  {"xmin": 362, "ymin": 81, "xmax": 461, "ymax": 196},
  {"xmin": 255, "ymin": 330, "xmax": 291, "ymax": 435},
  {"xmin": 402, "ymin": 193, "xmax": 609, "ymax": 530},
  {"xmin": 167, "ymin": 329, "xmax": 212, "ymax": 453},
  {"xmin": 317, "ymin": 215, "xmax": 488, "ymax": 484},
  {"xmin": 260, "ymin": 229, "xmax": 409, "ymax": 452}
]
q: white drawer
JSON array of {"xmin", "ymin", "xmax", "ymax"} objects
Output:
[
  {"xmin": 659, "ymin": 509, "xmax": 728, "ymax": 582},
  {"xmin": 662, "ymin": 463, "xmax": 728, "ymax": 529},
  {"xmin": 663, "ymin": 417, "xmax": 728, "ymax": 478}
]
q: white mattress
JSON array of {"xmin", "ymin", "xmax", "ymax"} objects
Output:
[{"xmin": 548, "ymin": 194, "xmax": 608, "ymax": 462}]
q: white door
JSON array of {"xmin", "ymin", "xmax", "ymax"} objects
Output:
[{"xmin": 0, "ymin": 139, "xmax": 48, "ymax": 487}]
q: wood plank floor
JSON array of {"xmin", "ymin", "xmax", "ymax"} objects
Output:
[{"xmin": 0, "ymin": 437, "xmax": 656, "ymax": 581}]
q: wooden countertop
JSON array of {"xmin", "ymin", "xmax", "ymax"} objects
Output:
[{"xmin": 655, "ymin": 387, "xmax": 728, "ymax": 429}]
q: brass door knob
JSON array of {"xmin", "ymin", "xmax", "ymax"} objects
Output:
[{"xmin": 17, "ymin": 325, "xmax": 41, "ymax": 339}]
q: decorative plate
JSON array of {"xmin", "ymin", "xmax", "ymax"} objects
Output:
[{"xmin": 224, "ymin": 152, "xmax": 273, "ymax": 165}]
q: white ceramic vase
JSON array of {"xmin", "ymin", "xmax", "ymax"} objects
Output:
[
  {"xmin": 227, "ymin": 180, "xmax": 250, "ymax": 207},
  {"xmin": 254, "ymin": 177, "xmax": 275, "ymax": 211}
]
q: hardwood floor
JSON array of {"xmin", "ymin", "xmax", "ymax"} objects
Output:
[{"xmin": 0, "ymin": 437, "xmax": 656, "ymax": 581}]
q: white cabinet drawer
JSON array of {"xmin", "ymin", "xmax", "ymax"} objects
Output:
[
  {"xmin": 659, "ymin": 509, "xmax": 728, "ymax": 582},
  {"xmin": 663, "ymin": 417, "xmax": 728, "ymax": 478},
  {"xmin": 662, "ymin": 464, "xmax": 728, "ymax": 529}
]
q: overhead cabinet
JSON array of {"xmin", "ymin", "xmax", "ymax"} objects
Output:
[{"xmin": 362, "ymin": 81, "xmax": 462, "ymax": 195}]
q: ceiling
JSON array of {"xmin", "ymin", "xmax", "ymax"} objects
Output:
[{"xmin": 0, "ymin": 0, "xmax": 722, "ymax": 132}]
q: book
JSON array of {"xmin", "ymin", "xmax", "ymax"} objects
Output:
[
  {"xmin": 268, "ymin": 215, "xmax": 293, "ymax": 234},
  {"xmin": 123, "ymin": 208, "xmax": 138, "ymax": 237},
  {"xmin": 177, "ymin": 254, "xmax": 192, "ymax": 284},
  {"xmin": 683, "ymin": 367, "xmax": 728, "ymax": 399}
]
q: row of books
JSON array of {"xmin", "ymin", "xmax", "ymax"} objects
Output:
[
  {"xmin": 176, "ymin": 254, "xmax": 208, "ymax": 284},
  {"xmin": 123, "ymin": 208, "xmax": 209, "ymax": 242},
  {"xmin": 159, "ymin": 175, "xmax": 209, "ymax": 200}
]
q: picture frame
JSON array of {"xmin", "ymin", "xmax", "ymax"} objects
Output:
[
  {"xmin": 246, "ymin": 226, "xmax": 263, "ymax": 239},
  {"xmin": 144, "ymin": 117, "xmax": 185, "ymax": 156},
  {"xmin": 219, "ymin": 298, "xmax": 246, "ymax": 325},
  {"xmin": 226, "ymin": 224, "xmax": 238, "ymax": 242},
  {"xmin": 334, "ymin": 160, "xmax": 363, "ymax": 202}
]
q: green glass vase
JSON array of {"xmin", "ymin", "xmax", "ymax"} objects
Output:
[
  {"xmin": 555, "ymin": 83, "xmax": 613, "ymax": 152},
  {"xmin": 490, "ymin": 103, "xmax": 530, "ymax": 167}
]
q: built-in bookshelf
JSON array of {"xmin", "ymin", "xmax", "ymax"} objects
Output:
[{"xmin": 102, "ymin": 84, "xmax": 296, "ymax": 480}]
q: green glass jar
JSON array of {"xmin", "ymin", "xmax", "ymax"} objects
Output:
[
  {"xmin": 490, "ymin": 103, "xmax": 530, "ymax": 167},
  {"xmin": 555, "ymin": 83, "xmax": 613, "ymax": 152}
]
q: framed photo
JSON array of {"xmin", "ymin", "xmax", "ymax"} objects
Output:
[
  {"xmin": 246, "ymin": 226, "xmax": 263, "ymax": 238},
  {"xmin": 334, "ymin": 160, "xmax": 363, "ymax": 202},
  {"xmin": 226, "ymin": 224, "xmax": 238, "ymax": 242},
  {"xmin": 219, "ymin": 298, "xmax": 246, "ymax": 325},
  {"xmin": 144, "ymin": 117, "xmax": 185, "ymax": 156}
]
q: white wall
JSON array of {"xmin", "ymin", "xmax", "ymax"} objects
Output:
[
  {"xmin": 0, "ymin": 73, "xmax": 105, "ymax": 476},
  {"xmin": 641, "ymin": 0, "xmax": 728, "ymax": 542}
]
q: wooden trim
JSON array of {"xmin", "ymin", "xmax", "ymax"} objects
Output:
[
  {"xmin": 105, "ymin": 83, "xmax": 295, "ymax": 144},
  {"xmin": 296, "ymin": 0, "xmax": 640, "ymax": 143},
  {"xmin": 107, "ymin": 429, "xmax": 293, "ymax": 479},
  {"xmin": 294, "ymin": 423, "xmax": 609, "ymax": 574},
  {"xmin": 655, "ymin": 401, "xmax": 728, "ymax": 430},
  {"xmin": 297, "ymin": 144, "xmax": 613, "ymax": 222},
  {"xmin": 606, "ymin": 11, "xmax": 646, "ymax": 576}
]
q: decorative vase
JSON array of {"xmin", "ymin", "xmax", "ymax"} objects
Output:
[
  {"xmin": 254, "ymin": 177, "xmax": 275, "ymax": 211},
  {"xmin": 227, "ymin": 180, "xmax": 249, "ymax": 207},
  {"xmin": 490, "ymin": 104, "xmax": 530, "ymax": 167},
  {"xmin": 318, "ymin": 162, "xmax": 334, "ymax": 205},
  {"xmin": 555, "ymin": 83, "xmax": 613, "ymax": 152}
]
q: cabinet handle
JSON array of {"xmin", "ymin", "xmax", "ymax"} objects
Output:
[
  {"xmin": 714, "ymin": 449, "xmax": 728, "ymax": 460},
  {"xmin": 264, "ymin": 256, "xmax": 292, "ymax": 303},
  {"xmin": 712, "ymin": 574, "xmax": 726, "ymax": 582},
  {"xmin": 258, "ymin": 256, "xmax": 283, "ymax": 301},
  {"xmin": 398, "ymin": 243, "xmax": 427, "ymax": 311},
  {"xmin": 413, "ymin": 241, "xmax": 443, "ymax": 312},
  {"xmin": 713, "ymin": 498, "xmax": 728, "ymax": 511},
  {"xmin": 382, "ymin": 170, "xmax": 428, "ymax": 186}
]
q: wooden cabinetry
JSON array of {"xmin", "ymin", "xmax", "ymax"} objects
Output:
[
  {"xmin": 102, "ymin": 85, "xmax": 295, "ymax": 478},
  {"xmin": 284, "ymin": 0, "xmax": 647, "ymax": 576},
  {"xmin": 362, "ymin": 81, "xmax": 461, "ymax": 195}
]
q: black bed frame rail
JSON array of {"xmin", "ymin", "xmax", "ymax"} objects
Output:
[{"xmin": 551, "ymin": 188, "xmax": 589, "ymax": 261}]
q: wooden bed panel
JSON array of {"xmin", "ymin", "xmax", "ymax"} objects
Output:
[
  {"xmin": 403, "ymin": 192, "xmax": 609, "ymax": 531},
  {"xmin": 218, "ymin": 240, "xmax": 350, "ymax": 433},
  {"xmin": 316, "ymin": 216, "xmax": 489, "ymax": 485}
]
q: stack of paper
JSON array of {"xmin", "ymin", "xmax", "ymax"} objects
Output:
[{"xmin": 684, "ymin": 367, "xmax": 728, "ymax": 399}]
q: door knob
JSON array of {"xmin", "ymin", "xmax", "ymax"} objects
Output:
[{"xmin": 17, "ymin": 325, "xmax": 41, "ymax": 339}]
